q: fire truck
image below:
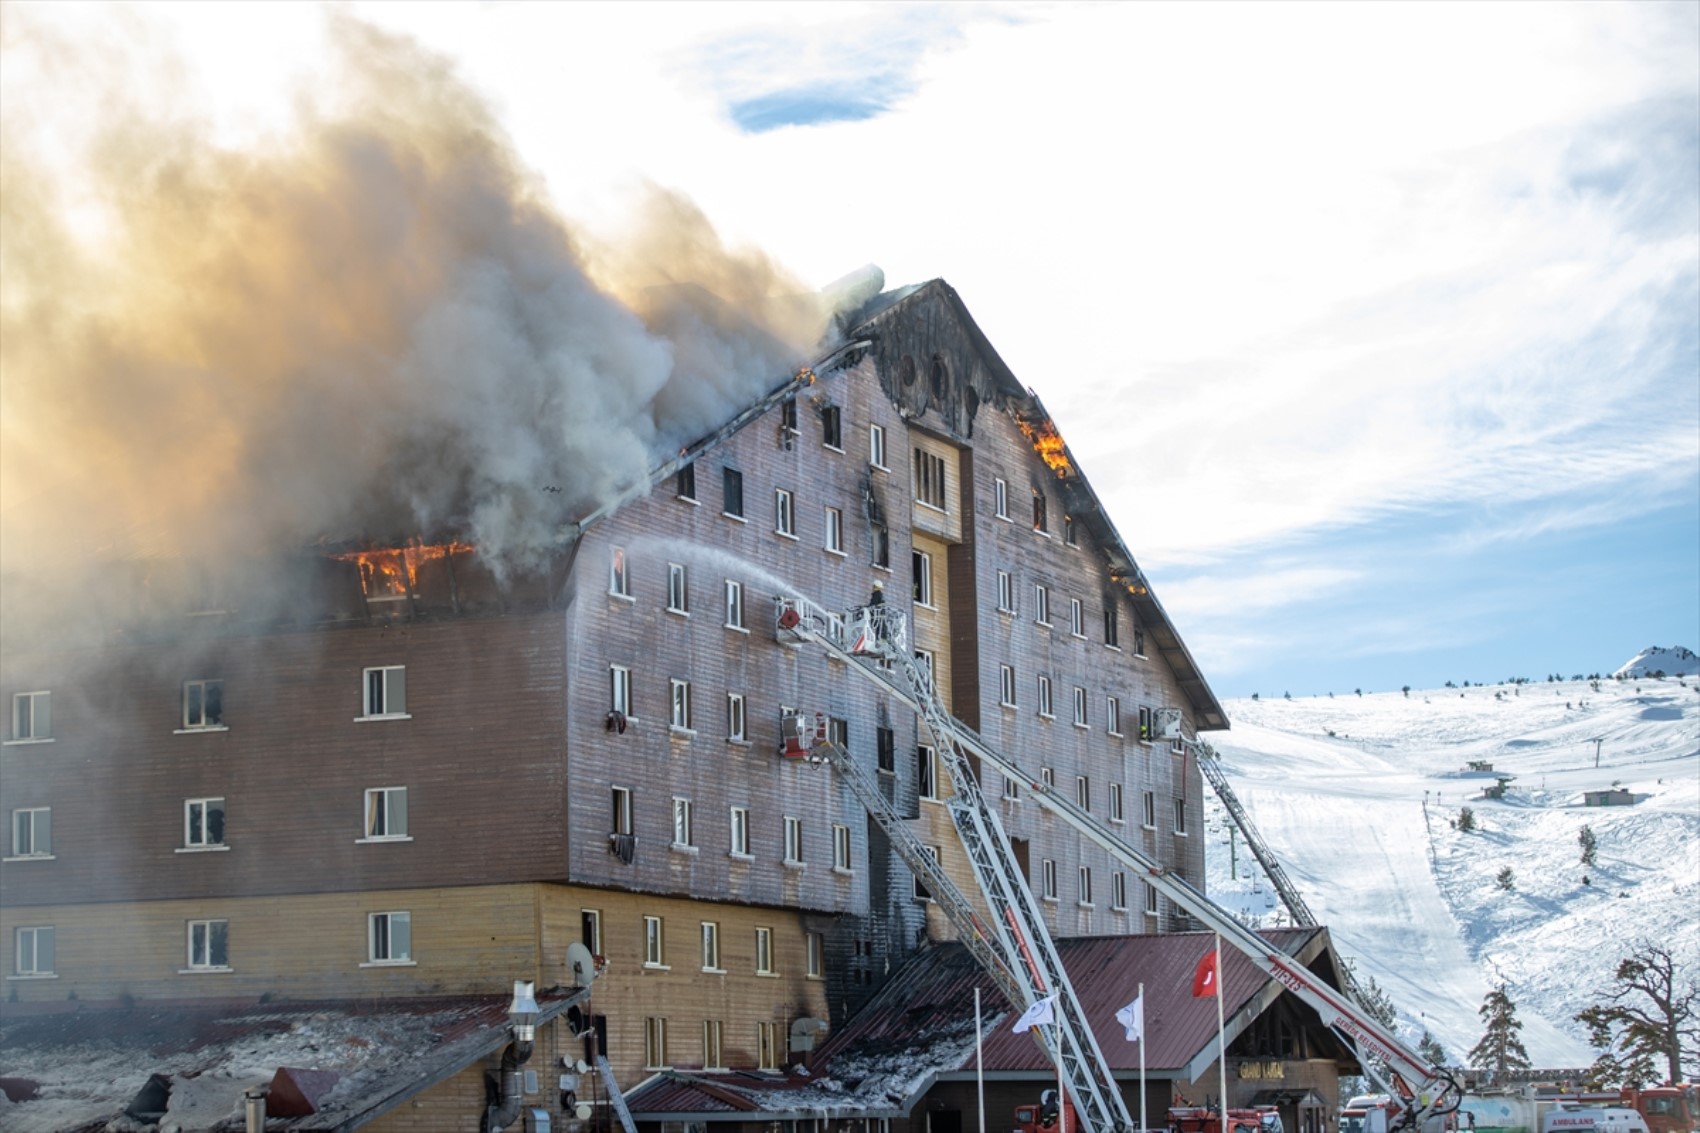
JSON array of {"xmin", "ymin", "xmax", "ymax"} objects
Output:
[{"xmin": 773, "ymin": 598, "xmax": 1463, "ymax": 1133}]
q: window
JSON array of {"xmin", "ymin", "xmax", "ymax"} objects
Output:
[
  {"xmin": 612, "ymin": 787, "xmax": 633, "ymax": 836},
  {"xmin": 828, "ymin": 717, "xmax": 848, "ymax": 748},
  {"xmin": 1134, "ymin": 625, "xmax": 1147, "ymax": 657},
  {"xmin": 774, "ymin": 489, "xmax": 796, "ymax": 538},
  {"xmin": 871, "ymin": 522, "xmax": 890, "ymax": 568},
  {"xmin": 1143, "ymin": 790, "xmax": 1157, "ymax": 829},
  {"xmin": 914, "ymin": 844, "xmax": 940, "ymax": 901},
  {"xmin": 999, "ymin": 665, "xmax": 1017, "ymax": 707},
  {"xmin": 724, "ymin": 580, "xmax": 744, "ymax": 629},
  {"xmin": 1109, "ymin": 782, "xmax": 1125, "ymax": 823},
  {"xmin": 1041, "ymin": 859, "xmax": 1057, "ymax": 901},
  {"xmin": 781, "ymin": 397, "xmax": 799, "ymax": 434},
  {"xmin": 671, "ymin": 797, "xmax": 694, "ymax": 847},
  {"xmin": 915, "ymin": 649, "xmax": 934, "ymax": 683},
  {"xmin": 1065, "ymin": 515, "xmax": 1079, "ymax": 546},
  {"xmin": 186, "ymin": 918, "xmax": 230, "ymax": 971},
  {"xmin": 182, "ymin": 680, "xmax": 224, "ymax": 729},
  {"xmin": 1070, "ymin": 598, "xmax": 1085, "ymax": 638},
  {"xmin": 807, "ymin": 932, "xmax": 825, "ymax": 978},
  {"xmin": 14, "ymin": 926, "xmax": 53, "ymax": 976},
  {"xmin": 368, "ymin": 911, "xmax": 412, "ymax": 964},
  {"xmin": 361, "ymin": 667, "xmax": 406, "ymax": 718},
  {"xmin": 994, "ymin": 477, "xmax": 1009, "ymax": 519},
  {"xmin": 644, "ymin": 915, "xmax": 666, "ymax": 967},
  {"xmin": 703, "ymin": 1020, "xmax": 724, "ymax": 1069},
  {"xmin": 869, "ymin": 424, "xmax": 887, "ymax": 469},
  {"xmin": 911, "ymin": 550, "xmax": 933, "ymax": 606},
  {"xmin": 729, "ymin": 807, "xmax": 749, "ymax": 856},
  {"xmin": 1041, "ymin": 766, "xmax": 1055, "ymax": 789},
  {"xmin": 1073, "ymin": 687, "xmax": 1088, "ymax": 727},
  {"xmin": 822, "ymin": 405, "xmax": 842, "ymax": 449},
  {"xmin": 1145, "ymin": 881, "xmax": 1160, "ymax": 916},
  {"xmin": 701, "ymin": 921, "xmax": 721, "ymax": 971},
  {"xmin": 876, "ymin": 727, "xmax": 895, "ymax": 774},
  {"xmin": 917, "ymin": 745, "xmax": 937, "ymax": 800},
  {"xmin": 1112, "ymin": 872, "xmax": 1128, "ymax": 911},
  {"xmin": 364, "ymin": 787, "xmax": 408, "ymax": 840},
  {"xmin": 727, "ymin": 694, "xmax": 747, "ymax": 742},
  {"xmin": 1032, "ymin": 489, "xmax": 1048, "ymax": 533},
  {"xmin": 669, "ymin": 680, "xmax": 692, "ymax": 731},
  {"xmin": 722, "ymin": 467, "xmax": 744, "ymax": 518},
  {"xmin": 644, "ymin": 1017, "xmax": 669, "ymax": 1069},
  {"xmin": 783, "ymin": 816, "xmax": 803, "ymax": 865},
  {"xmin": 667, "ymin": 562, "xmax": 689, "ymax": 614},
  {"xmin": 581, "ymin": 909, "xmax": 602, "ymax": 955},
  {"xmin": 676, "ymin": 463, "xmax": 696, "ymax": 501},
  {"xmin": 1076, "ymin": 776, "xmax": 1090, "ymax": 811},
  {"xmin": 757, "ymin": 1021, "xmax": 779, "ymax": 1070},
  {"xmin": 914, "ymin": 448, "xmax": 947, "ymax": 510},
  {"xmin": 1079, "ymin": 866, "xmax": 1093, "ymax": 906},
  {"xmin": 610, "ymin": 548, "xmax": 630, "ymax": 597},
  {"xmin": 1138, "ymin": 705, "xmax": 1155, "ymax": 743},
  {"xmin": 1003, "ymin": 773, "xmax": 1019, "ymax": 800},
  {"xmin": 1107, "ymin": 697, "xmax": 1122, "ymax": 735},
  {"xmin": 755, "ymin": 927, "xmax": 775, "ymax": 974},
  {"xmin": 609, "ymin": 665, "xmax": 632, "ymax": 717},
  {"xmin": 833, "ymin": 823, "xmax": 852, "ymax": 870},
  {"xmin": 1034, "ymin": 585, "xmax": 1050, "ymax": 626},
  {"xmin": 997, "ymin": 570, "xmax": 1015, "ymax": 613},
  {"xmin": 10, "ymin": 691, "xmax": 50, "ymax": 741},
  {"xmin": 10, "ymin": 807, "xmax": 50, "ymax": 858},
  {"xmin": 1037, "ymin": 676, "xmax": 1054, "ymax": 719},
  {"xmin": 824, "ymin": 507, "xmax": 843, "ymax": 554},
  {"xmin": 1173, "ymin": 798, "xmax": 1188, "ymax": 835},
  {"xmin": 1104, "ymin": 605, "xmax": 1119, "ymax": 648},
  {"xmin": 185, "ymin": 798, "xmax": 226, "ymax": 848}
]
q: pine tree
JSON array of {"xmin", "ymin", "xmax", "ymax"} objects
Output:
[
  {"xmin": 1418, "ymin": 1029, "xmax": 1448, "ymax": 1067},
  {"xmin": 1576, "ymin": 944, "xmax": 1698, "ymax": 1086},
  {"xmin": 1469, "ymin": 985, "xmax": 1532, "ymax": 1078},
  {"xmin": 1457, "ymin": 807, "xmax": 1477, "ymax": 833},
  {"xmin": 1579, "ymin": 825, "xmax": 1598, "ymax": 868},
  {"xmin": 1496, "ymin": 867, "xmax": 1516, "ymax": 892}
]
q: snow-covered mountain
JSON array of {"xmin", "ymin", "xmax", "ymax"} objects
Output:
[
  {"xmin": 1202, "ymin": 662, "xmax": 1699, "ymax": 1070},
  {"xmin": 1614, "ymin": 646, "xmax": 1699, "ymax": 679}
]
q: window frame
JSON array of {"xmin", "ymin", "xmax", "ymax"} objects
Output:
[
  {"xmin": 366, "ymin": 910, "xmax": 413, "ymax": 965},
  {"xmin": 822, "ymin": 405, "xmax": 843, "ymax": 450},
  {"xmin": 609, "ymin": 665, "xmax": 633, "ymax": 718},
  {"xmin": 724, "ymin": 579, "xmax": 745, "ymax": 631},
  {"xmin": 1112, "ymin": 871, "xmax": 1128, "ymax": 911},
  {"xmin": 722, "ymin": 466, "xmax": 745, "ymax": 519},
  {"xmin": 1173, "ymin": 797, "xmax": 1188, "ymax": 836},
  {"xmin": 726, "ymin": 693, "xmax": 747, "ymax": 743},
  {"xmin": 1032, "ymin": 489, "xmax": 1048, "ymax": 533},
  {"xmin": 832, "ymin": 823, "xmax": 852, "ymax": 871},
  {"xmin": 1109, "ymin": 782, "xmax": 1125, "ymax": 824},
  {"xmin": 876, "ymin": 727, "xmax": 895, "ymax": 775},
  {"xmin": 1104, "ymin": 605, "xmax": 1120, "ymax": 648},
  {"xmin": 643, "ymin": 914, "xmax": 667, "ymax": 968},
  {"xmin": 701, "ymin": 921, "xmax": 722, "ymax": 972},
  {"xmin": 181, "ymin": 679, "xmax": 225, "ymax": 730},
  {"xmin": 184, "ymin": 797, "xmax": 226, "ymax": 849},
  {"xmin": 1072, "ymin": 686, "xmax": 1089, "ymax": 728},
  {"xmin": 729, "ymin": 806, "xmax": 750, "ymax": 858},
  {"xmin": 1041, "ymin": 858, "xmax": 1058, "ymax": 901},
  {"xmin": 667, "ymin": 562, "xmax": 689, "ymax": 615},
  {"xmin": 644, "ymin": 1016, "xmax": 669, "ymax": 1070},
  {"xmin": 669, "ymin": 679, "xmax": 693, "ymax": 733},
  {"xmin": 1070, "ymin": 598, "xmax": 1085, "ymax": 638},
  {"xmin": 362, "ymin": 786, "xmax": 409, "ymax": 842},
  {"xmin": 609, "ymin": 547, "xmax": 631, "ymax": 599},
  {"xmin": 675, "ymin": 462, "xmax": 697, "ymax": 502},
  {"xmin": 671, "ymin": 797, "xmax": 694, "ymax": 849},
  {"xmin": 757, "ymin": 1021, "xmax": 779, "ymax": 1070},
  {"xmin": 10, "ymin": 806, "xmax": 51, "ymax": 859},
  {"xmin": 1034, "ymin": 584, "xmax": 1051, "ymax": 627},
  {"xmin": 912, "ymin": 549, "xmax": 933, "ymax": 607},
  {"xmin": 917, "ymin": 744, "xmax": 938, "ymax": 801},
  {"xmin": 359, "ymin": 666, "xmax": 408, "ymax": 720},
  {"xmin": 703, "ymin": 1020, "xmax": 725, "ymax": 1069},
  {"xmin": 185, "ymin": 918, "xmax": 231, "ymax": 972},
  {"xmin": 13, "ymin": 925, "xmax": 54, "ymax": 977},
  {"xmin": 997, "ymin": 570, "xmax": 1015, "ymax": 614},
  {"xmin": 783, "ymin": 815, "xmax": 804, "ymax": 866},
  {"xmin": 914, "ymin": 844, "xmax": 941, "ymax": 902},
  {"xmin": 1076, "ymin": 775, "xmax": 1090, "ymax": 811},
  {"xmin": 612, "ymin": 786, "xmax": 634, "ymax": 837},
  {"xmin": 824, "ymin": 506, "xmax": 844, "ymax": 555},
  {"xmin": 1078, "ymin": 865, "xmax": 1094, "ymax": 908},
  {"xmin": 1143, "ymin": 790, "xmax": 1157, "ymax": 830},
  {"xmin": 1107, "ymin": 696, "xmax": 1122, "ymax": 736},
  {"xmin": 913, "ymin": 448, "xmax": 948, "ymax": 511},
  {"xmin": 9, "ymin": 691, "xmax": 51, "ymax": 743},
  {"xmin": 774, "ymin": 488, "xmax": 796, "ymax": 538},
  {"xmin": 1037, "ymin": 676, "xmax": 1054, "ymax": 719},
  {"xmin": 755, "ymin": 926, "xmax": 776, "ymax": 975},
  {"xmin": 993, "ymin": 477, "xmax": 1010, "ymax": 520},
  {"xmin": 1145, "ymin": 880, "xmax": 1160, "ymax": 917},
  {"xmin": 869, "ymin": 424, "xmax": 887, "ymax": 470},
  {"xmin": 806, "ymin": 932, "xmax": 825, "ymax": 979},
  {"xmin": 999, "ymin": 664, "xmax": 1017, "ymax": 708}
]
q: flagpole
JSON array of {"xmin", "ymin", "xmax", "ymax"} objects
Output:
[
  {"xmin": 1138, "ymin": 981, "xmax": 1147, "ymax": 1132},
  {"xmin": 1215, "ymin": 933, "xmax": 1227, "ymax": 1133},
  {"xmin": 1055, "ymin": 1021, "xmax": 1068, "ymax": 1133},
  {"xmin": 976, "ymin": 988, "xmax": 986, "ymax": 1133}
]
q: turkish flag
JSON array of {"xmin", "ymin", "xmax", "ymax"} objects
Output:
[{"xmin": 1191, "ymin": 948, "xmax": 1219, "ymax": 998}]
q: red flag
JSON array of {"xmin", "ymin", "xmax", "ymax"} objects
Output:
[{"xmin": 1191, "ymin": 948, "xmax": 1219, "ymax": 998}]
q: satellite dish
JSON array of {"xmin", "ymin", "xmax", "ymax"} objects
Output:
[
  {"xmin": 576, "ymin": 1059, "xmax": 592, "ymax": 1074},
  {"xmin": 576, "ymin": 1103, "xmax": 594, "ymax": 1121},
  {"xmin": 566, "ymin": 942, "xmax": 598, "ymax": 988}
]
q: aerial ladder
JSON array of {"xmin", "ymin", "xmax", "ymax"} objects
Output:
[{"xmin": 774, "ymin": 596, "xmax": 1460, "ymax": 1133}]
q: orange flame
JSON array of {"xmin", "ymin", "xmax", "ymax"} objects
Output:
[
  {"xmin": 1016, "ymin": 416, "xmax": 1074, "ymax": 479},
  {"xmin": 330, "ymin": 540, "xmax": 474, "ymax": 599}
]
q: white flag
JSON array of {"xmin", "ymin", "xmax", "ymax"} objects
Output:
[
  {"xmin": 1013, "ymin": 994, "xmax": 1058, "ymax": 1033},
  {"xmin": 1116, "ymin": 994, "xmax": 1145, "ymax": 1042}
]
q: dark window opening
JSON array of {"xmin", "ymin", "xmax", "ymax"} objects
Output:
[
  {"xmin": 722, "ymin": 467, "xmax": 744, "ymax": 518},
  {"xmin": 822, "ymin": 406, "xmax": 842, "ymax": 449},
  {"xmin": 929, "ymin": 357, "xmax": 947, "ymax": 399},
  {"xmin": 871, "ymin": 523, "xmax": 890, "ymax": 569},
  {"xmin": 876, "ymin": 727, "xmax": 895, "ymax": 773},
  {"xmin": 781, "ymin": 399, "xmax": 798, "ymax": 433},
  {"xmin": 1032, "ymin": 490, "xmax": 1048, "ymax": 532},
  {"xmin": 900, "ymin": 355, "xmax": 917, "ymax": 387},
  {"xmin": 1104, "ymin": 606, "xmax": 1119, "ymax": 648},
  {"xmin": 676, "ymin": 463, "xmax": 696, "ymax": 501}
]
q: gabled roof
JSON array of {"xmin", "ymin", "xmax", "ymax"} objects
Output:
[{"xmin": 0, "ymin": 990, "xmax": 583, "ymax": 1132}]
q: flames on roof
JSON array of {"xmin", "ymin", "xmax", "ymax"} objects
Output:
[{"xmin": 328, "ymin": 540, "xmax": 475, "ymax": 600}]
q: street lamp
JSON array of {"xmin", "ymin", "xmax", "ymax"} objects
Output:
[{"xmin": 483, "ymin": 980, "xmax": 541, "ymax": 1133}]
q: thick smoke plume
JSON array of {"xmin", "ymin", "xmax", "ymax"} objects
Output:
[{"xmin": 0, "ymin": 12, "xmax": 827, "ymax": 592}]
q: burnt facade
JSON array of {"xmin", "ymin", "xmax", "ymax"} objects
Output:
[{"xmin": 0, "ymin": 280, "xmax": 1226, "ymax": 1127}]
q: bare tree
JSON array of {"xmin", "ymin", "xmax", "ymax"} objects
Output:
[{"xmin": 1576, "ymin": 944, "xmax": 1699, "ymax": 1086}]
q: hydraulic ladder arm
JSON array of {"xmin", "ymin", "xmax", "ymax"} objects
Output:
[{"xmin": 776, "ymin": 596, "xmax": 1460, "ymax": 1133}]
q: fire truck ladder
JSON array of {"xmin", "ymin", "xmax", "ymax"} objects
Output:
[
  {"xmin": 778, "ymin": 597, "xmax": 1134, "ymax": 1133},
  {"xmin": 775, "ymin": 597, "xmax": 1459, "ymax": 1133},
  {"xmin": 1193, "ymin": 744, "xmax": 1318, "ymax": 928}
]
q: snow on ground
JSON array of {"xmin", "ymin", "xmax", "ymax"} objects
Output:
[{"xmin": 1202, "ymin": 669, "xmax": 1699, "ymax": 1069}]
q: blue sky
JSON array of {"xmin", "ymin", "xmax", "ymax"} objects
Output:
[{"xmin": 8, "ymin": 1, "xmax": 1697, "ymax": 701}]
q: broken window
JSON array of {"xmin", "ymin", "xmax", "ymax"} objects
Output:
[
  {"xmin": 1173, "ymin": 797, "xmax": 1187, "ymax": 835},
  {"xmin": 364, "ymin": 787, "xmax": 408, "ymax": 840},
  {"xmin": 1032, "ymin": 489, "xmax": 1048, "ymax": 533},
  {"xmin": 913, "ymin": 844, "xmax": 940, "ymax": 901},
  {"xmin": 722, "ymin": 467, "xmax": 744, "ymax": 518},
  {"xmin": 185, "ymin": 797, "xmax": 225, "ymax": 848},
  {"xmin": 609, "ymin": 547, "xmax": 630, "ymax": 598},
  {"xmin": 361, "ymin": 667, "xmax": 406, "ymax": 718},
  {"xmin": 912, "ymin": 550, "xmax": 933, "ymax": 605},
  {"xmin": 914, "ymin": 448, "xmax": 947, "ymax": 510},
  {"xmin": 876, "ymin": 727, "xmax": 895, "ymax": 774},
  {"xmin": 182, "ymin": 680, "xmax": 224, "ymax": 729},
  {"xmin": 917, "ymin": 744, "xmax": 937, "ymax": 800},
  {"xmin": 781, "ymin": 398, "xmax": 798, "ymax": 434},
  {"xmin": 676, "ymin": 463, "xmax": 696, "ymax": 502},
  {"xmin": 775, "ymin": 489, "xmax": 795, "ymax": 537},
  {"xmin": 368, "ymin": 911, "xmax": 411, "ymax": 964},
  {"xmin": 187, "ymin": 918, "xmax": 230, "ymax": 970},
  {"xmin": 822, "ymin": 405, "xmax": 842, "ymax": 450},
  {"xmin": 1104, "ymin": 604, "xmax": 1119, "ymax": 648},
  {"xmin": 871, "ymin": 522, "xmax": 890, "ymax": 569}
]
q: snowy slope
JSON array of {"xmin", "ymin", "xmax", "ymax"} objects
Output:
[
  {"xmin": 1614, "ymin": 646, "xmax": 1700, "ymax": 679},
  {"xmin": 1202, "ymin": 669, "xmax": 1700, "ymax": 1069}
]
